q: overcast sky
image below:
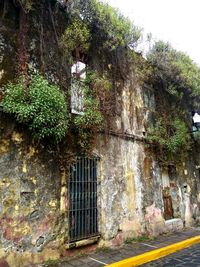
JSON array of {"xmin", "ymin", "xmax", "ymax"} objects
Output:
[{"xmin": 104, "ymin": 0, "xmax": 200, "ymax": 65}]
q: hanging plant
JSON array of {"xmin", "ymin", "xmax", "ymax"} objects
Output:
[{"xmin": 1, "ymin": 74, "xmax": 70, "ymax": 143}]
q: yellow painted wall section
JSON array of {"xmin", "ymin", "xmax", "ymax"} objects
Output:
[
  {"xmin": 60, "ymin": 171, "xmax": 67, "ymax": 213},
  {"xmin": 125, "ymin": 169, "xmax": 136, "ymax": 212},
  {"xmin": 3, "ymin": 248, "xmax": 60, "ymax": 267},
  {"xmin": 0, "ymin": 139, "xmax": 10, "ymax": 154}
]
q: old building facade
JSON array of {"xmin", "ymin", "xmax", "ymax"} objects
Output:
[{"xmin": 0, "ymin": 1, "xmax": 200, "ymax": 266}]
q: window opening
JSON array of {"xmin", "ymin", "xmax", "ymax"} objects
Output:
[{"xmin": 71, "ymin": 61, "xmax": 86, "ymax": 115}]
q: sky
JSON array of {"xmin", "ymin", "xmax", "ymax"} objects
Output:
[{"xmin": 104, "ymin": 0, "xmax": 200, "ymax": 65}]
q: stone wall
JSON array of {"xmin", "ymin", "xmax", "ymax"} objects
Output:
[
  {"xmin": 1, "ymin": 2, "xmax": 200, "ymax": 266},
  {"xmin": 96, "ymin": 137, "xmax": 145, "ymax": 244},
  {"xmin": 94, "ymin": 80, "xmax": 200, "ymax": 246},
  {"xmin": 0, "ymin": 113, "xmax": 67, "ymax": 266},
  {"xmin": 1, "ymin": 60, "xmax": 200, "ymax": 266},
  {"xmin": 94, "ymin": 81, "xmax": 166, "ymax": 245},
  {"xmin": 0, "ymin": 0, "xmax": 69, "ymax": 88}
]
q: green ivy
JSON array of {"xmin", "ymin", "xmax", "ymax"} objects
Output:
[
  {"xmin": 60, "ymin": 0, "xmax": 141, "ymax": 62},
  {"xmin": 72, "ymin": 77, "xmax": 103, "ymax": 129},
  {"xmin": 70, "ymin": 72, "xmax": 108, "ymax": 151},
  {"xmin": 17, "ymin": 0, "xmax": 33, "ymax": 12},
  {"xmin": 1, "ymin": 75, "xmax": 69, "ymax": 143},
  {"xmin": 88, "ymin": 0, "xmax": 141, "ymax": 50},
  {"xmin": 147, "ymin": 41, "xmax": 200, "ymax": 103},
  {"xmin": 59, "ymin": 17, "xmax": 90, "ymax": 63},
  {"xmin": 74, "ymin": 94, "xmax": 103, "ymax": 129},
  {"xmin": 146, "ymin": 40, "xmax": 200, "ymax": 163},
  {"xmin": 147, "ymin": 116, "xmax": 190, "ymax": 163},
  {"xmin": 89, "ymin": 72, "xmax": 112, "ymax": 91}
]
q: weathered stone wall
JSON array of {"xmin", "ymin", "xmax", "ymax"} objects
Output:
[
  {"xmin": 1, "ymin": 1, "xmax": 200, "ymax": 266},
  {"xmin": 96, "ymin": 137, "xmax": 145, "ymax": 244},
  {"xmin": 94, "ymin": 78, "xmax": 200, "ymax": 246},
  {"xmin": 0, "ymin": 113, "xmax": 67, "ymax": 266},
  {"xmin": 0, "ymin": 0, "xmax": 69, "ymax": 88},
  {"xmin": 0, "ymin": 4, "xmax": 72, "ymax": 264},
  {"xmin": 94, "ymin": 81, "xmax": 166, "ymax": 245}
]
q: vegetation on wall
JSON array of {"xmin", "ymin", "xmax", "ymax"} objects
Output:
[
  {"xmin": 66, "ymin": 0, "xmax": 141, "ymax": 51},
  {"xmin": 0, "ymin": 0, "xmax": 143, "ymax": 148},
  {"xmin": 72, "ymin": 72, "xmax": 111, "ymax": 151},
  {"xmin": 59, "ymin": 17, "xmax": 90, "ymax": 63},
  {"xmin": 3, "ymin": 0, "xmax": 199, "ymax": 160},
  {"xmin": 17, "ymin": 0, "xmax": 33, "ymax": 12},
  {"xmin": 60, "ymin": 0, "xmax": 142, "ymax": 82},
  {"xmin": 1, "ymin": 75, "xmax": 69, "ymax": 143},
  {"xmin": 146, "ymin": 41, "xmax": 200, "ymax": 163},
  {"xmin": 147, "ymin": 116, "xmax": 190, "ymax": 163},
  {"xmin": 193, "ymin": 131, "xmax": 200, "ymax": 144},
  {"xmin": 147, "ymin": 41, "xmax": 200, "ymax": 105},
  {"xmin": 0, "ymin": 70, "xmax": 112, "ymax": 146}
]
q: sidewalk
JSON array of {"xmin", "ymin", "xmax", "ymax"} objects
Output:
[{"xmin": 38, "ymin": 228, "xmax": 200, "ymax": 267}]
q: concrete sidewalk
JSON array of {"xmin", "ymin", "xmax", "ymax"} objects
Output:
[{"xmin": 38, "ymin": 228, "xmax": 200, "ymax": 267}]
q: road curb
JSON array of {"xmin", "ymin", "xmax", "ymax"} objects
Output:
[{"xmin": 106, "ymin": 235, "xmax": 200, "ymax": 267}]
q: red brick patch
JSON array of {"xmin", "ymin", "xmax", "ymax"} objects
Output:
[{"xmin": 0, "ymin": 259, "xmax": 10, "ymax": 267}]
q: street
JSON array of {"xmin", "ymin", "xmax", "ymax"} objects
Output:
[
  {"xmin": 142, "ymin": 243, "xmax": 200, "ymax": 267},
  {"xmin": 37, "ymin": 229, "xmax": 200, "ymax": 267}
]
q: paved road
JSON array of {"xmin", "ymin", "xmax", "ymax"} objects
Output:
[
  {"xmin": 36, "ymin": 229, "xmax": 200, "ymax": 267},
  {"xmin": 142, "ymin": 243, "xmax": 200, "ymax": 267},
  {"xmin": 47, "ymin": 242, "xmax": 200, "ymax": 267}
]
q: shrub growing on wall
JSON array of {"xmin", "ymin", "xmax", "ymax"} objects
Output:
[
  {"xmin": 72, "ymin": 73, "xmax": 105, "ymax": 151},
  {"xmin": 146, "ymin": 40, "xmax": 200, "ymax": 163},
  {"xmin": 147, "ymin": 116, "xmax": 191, "ymax": 163},
  {"xmin": 1, "ymin": 74, "xmax": 69, "ymax": 142},
  {"xmin": 147, "ymin": 41, "xmax": 200, "ymax": 104},
  {"xmin": 60, "ymin": 17, "xmax": 91, "ymax": 63}
]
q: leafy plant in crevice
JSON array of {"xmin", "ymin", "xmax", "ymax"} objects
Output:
[
  {"xmin": 17, "ymin": 0, "xmax": 33, "ymax": 12},
  {"xmin": 147, "ymin": 40, "xmax": 200, "ymax": 107},
  {"xmin": 71, "ymin": 70, "xmax": 114, "ymax": 151},
  {"xmin": 59, "ymin": 17, "xmax": 91, "ymax": 63},
  {"xmin": 1, "ymin": 74, "xmax": 69, "ymax": 143},
  {"xmin": 74, "ymin": 93, "xmax": 103, "ymax": 129},
  {"xmin": 145, "ymin": 40, "xmax": 200, "ymax": 163},
  {"xmin": 60, "ymin": 0, "xmax": 142, "ymax": 81},
  {"xmin": 146, "ymin": 116, "xmax": 191, "ymax": 163},
  {"xmin": 87, "ymin": 71, "xmax": 113, "ymax": 117},
  {"xmin": 71, "ymin": 77, "xmax": 103, "ymax": 151},
  {"xmin": 65, "ymin": 0, "xmax": 141, "ymax": 51}
]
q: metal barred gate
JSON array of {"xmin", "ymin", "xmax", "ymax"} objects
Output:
[{"xmin": 69, "ymin": 157, "xmax": 98, "ymax": 243}]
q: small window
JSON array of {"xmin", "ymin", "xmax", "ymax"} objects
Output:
[
  {"xmin": 71, "ymin": 61, "xmax": 86, "ymax": 115},
  {"xmin": 143, "ymin": 84, "xmax": 155, "ymax": 110}
]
